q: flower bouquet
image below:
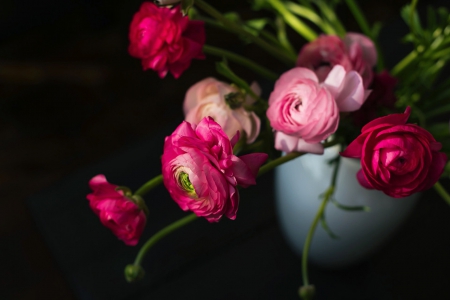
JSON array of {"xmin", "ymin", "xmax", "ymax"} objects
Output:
[{"xmin": 86, "ymin": 0, "xmax": 450, "ymax": 298}]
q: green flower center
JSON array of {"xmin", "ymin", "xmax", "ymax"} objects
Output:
[{"xmin": 178, "ymin": 171, "xmax": 197, "ymax": 197}]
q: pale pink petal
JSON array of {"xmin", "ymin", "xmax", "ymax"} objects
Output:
[
  {"xmin": 294, "ymin": 139, "xmax": 324, "ymax": 154},
  {"xmin": 322, "ymin": 64, "xmax": 346, "ymax": 98},
  {"xmin": 274, "ymin": 131, "xmax": 300, "ymax": 153},
  {"xmin": 334, "ymin": 71, "xmax": 366, "ymax": 112}
]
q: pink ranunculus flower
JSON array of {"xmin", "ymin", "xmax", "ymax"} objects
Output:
[
  {"xmin": 296, "ymin": 33, "xmax": 377, "ymax": 88},
  {"xmin": 87, "ymin": 175, "xmax": 147, "ymax": 246},
  {"xmin": 183, "ymin": 77, "xmax": 261, "ymax": 144},
  {"xmin": 161, "ymin": 117, "xmax": 268, "ymax": 222},
  {"xmin": 266, "ymin": 66, "xmax": 367, "ymax": 154},
  {"xmin": 341, "ymin": 107, "xmax": 448, "ymax": 198},
  {"xmin": 128, "ymin": 2, "xmax": 205, "ymax": 78}
]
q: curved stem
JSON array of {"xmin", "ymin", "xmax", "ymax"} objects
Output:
[
  {"xmin": 203, "ymin": 45, "xmax": 279, "ymax": 81},
  {"xmin": 130, "ymin": 140, "xmax": 340, "ymax": 278},
  {"xmin": 301, "ymin": 156, "xmax": 340, "ymax": 288},
  {"xmin": 134, "ymin": 174, "xmax": 163, "ymax": 197},
  {"xmin": 133, "ymin": 213, "xmax": 198, "ymax": 266},
  {"xmin": 301, "ymin": 188, "xmax": 332, "ymax": 286},
  {"xmin": 194, "ymin": 0, "xmax": 296, "ymax": 65},
  {"xmin": 434, "ymin": 181, "xmax": 450, "ymax": 207},
  {"xmin": 257, "ymin": 140, "xmax": 339, "ymax": 177}
]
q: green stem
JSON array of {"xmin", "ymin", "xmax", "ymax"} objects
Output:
[
  {"xmin": 301, "ymin": 188, "xmax": 331, "ymax": 286},
  {"xmin": 134, "ymin": 174, "xmax": 163, "ymax": 197},
  {"xmin": 301, "ymin": 156, "xmax": 340, "ymax": 288},
  {"xmin": 194, "ymin": 0, "xmax": 296, "ymax": 65},
  {"xmin": 133, "ymin": 213, "xmax": 198, "ymax": 267},
  {"xmin": 343, "ymin": 0, "xmax": 385, "ymax": 70},
  {"xmin": 204, "ymin": 44, "xmax": 279, "ymax": 81},
  {"xmin": 391, "ymin": 50, "xmax": 417, "ymax": 77},
  {"xmin": 344, "ymin": 0, "xmax": 371, "ymax": 37},
  {"xmin": 258, "ymin": 140, "xmax": 339, "ymax": 177},
  {"xmin": 434, "ymin": 181, "xmax": 450, "ymax": 207},
  {"xmin": 266, "ymin": 0, "xmax": 317, "ymax": 41},
  {"xmin": 130, "ymin": 140, "xmax": 340, "ymax": 279}
]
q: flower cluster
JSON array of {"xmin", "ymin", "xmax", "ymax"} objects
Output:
[{"xmin": 85, "ymin": 1, "xmax": 450, "ymax": 296}]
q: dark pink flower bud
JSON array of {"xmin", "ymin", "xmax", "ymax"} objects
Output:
[{"xmin": 87, "ymin": 175, "xmax": 147, "ymax": 246}]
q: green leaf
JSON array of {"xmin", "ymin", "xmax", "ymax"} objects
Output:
[{"xmin": 181, "ymin": 0, "xmax": 194, "ymax": 16}]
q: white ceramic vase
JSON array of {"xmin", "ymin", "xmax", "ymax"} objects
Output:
[{"xmin": 275, "ymin": 145, "xmax": 420, "ymax": 269}]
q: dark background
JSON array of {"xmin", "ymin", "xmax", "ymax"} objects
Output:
[{"xmin": 1, "ymin": 0, "xmax": 449, "ymax": 299}]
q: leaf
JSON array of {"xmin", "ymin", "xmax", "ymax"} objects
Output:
[{"xmin": 331, "ymin": 197, "xmax": 371, "ymax": 212}]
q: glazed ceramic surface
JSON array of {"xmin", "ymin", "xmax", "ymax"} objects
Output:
[{"xmin": 275, "ymin": 145, "xmax": 420, "ymax": 269}]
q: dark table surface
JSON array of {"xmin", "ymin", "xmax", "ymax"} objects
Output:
[{"xmin": 27, "ymin": 122, "xmax": 450, "ymax": 300}]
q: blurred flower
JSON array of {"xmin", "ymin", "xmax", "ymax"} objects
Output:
[
  {"xmin": 128, "ymin": 1, "xmax": 205, "ymax": 78},
  {"xmin": 87, "ymin": 175, "xmax": 147, "ymax": 246},
  {"xmin": 161, "ymin": 117, "xmax": 268, "ymax": 222},
  {"xmin": 341, "ymin": 107, "xmax": 447, "ymax": 197},
  {"xmin": 183, "ymin": 77, "xmax": 261, "ymax": 143},
  {"xmin": 296, "ymin": 33, "xmax": 377, "ymax": 88}
]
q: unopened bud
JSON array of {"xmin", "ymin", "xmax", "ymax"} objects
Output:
[
  {"xmin": 124, "ymin": 264, "xmax": 145, "ymax": 282},
  {"xmin": 299, "ymin": 285, "xmax": 315, "ymax": 300}
]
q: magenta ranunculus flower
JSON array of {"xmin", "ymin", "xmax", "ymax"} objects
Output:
[
  {"xmin": 266, "ymin": 66, "xmax": 367, "ymax": 154},
  {"xmin": 341, "ymin": 107, "xmax": 448, "ymax": 198},
  {"xmin": 128, "ymin": 2, "xmax": 205, "ymax": 78},
  {"xmin": 161, "ymin": 117, "xmax": 268, "ymax": 222},
  {"xmin": 183, "ymin": 77, "xmax": 261, "ymax": 144},
  {"xmin": 87, "ymin": 175, "xmax": 147, "ymax": 246},
  {"xmin": 296, "ymin": 33, "xmax": 377, "ymax": 88}
]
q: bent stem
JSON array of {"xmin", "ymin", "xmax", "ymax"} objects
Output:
[
  {"xmin": 134, "ymin": 174, "xmax": 163, "ymax": 197},
  {"xmin": 301, "ymin": 156, "xmax": 340, "ymax": 290},
  {"xmin": 434, "ymin": 181, "xmax": 450, "ymax": 207},
  {"xmin": 203, "ymin": 45, "xmax": 279, "ymax": 81},
  {"xmin": 194, "ymin": 0, "xmax": 297, "ymax": 65},
  {"xmin": 133, "ymin": 213, "xmax": 198, "ymax": 268},
  {"xmin": 130, "ymin": 141, "xmax": 340, "ymax": 280}
]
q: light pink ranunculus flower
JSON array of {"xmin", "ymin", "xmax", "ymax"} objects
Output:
[
  {"xmin": 161, "ymin": 117, "xmax": 268, "ymax": 222},
  {"xmin": 183, "ymin": 77, "xmax": 261, "ymax": 144},
  {"xmin": 128, "ymin": 2, "xmax": 205, "ymax": 78},
  {"xmin": 341, "ymin": 107, "xmax": 447, "ymax": 198},
  {"xmin": 296, "ymin": 33, "xmax": 377, "ymax": 88},
  {"xmin": 266, "ymin": 66, "xmax": 367, "ymax": 154},
  {"xmin": 87, "ymin": 175, "xmax": 147, "ymax": 246}
]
